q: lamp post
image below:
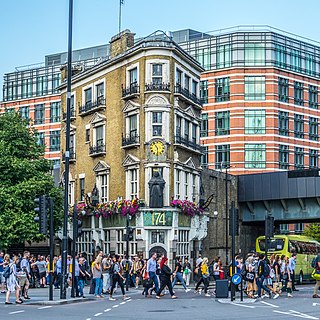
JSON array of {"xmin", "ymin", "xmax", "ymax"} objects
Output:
[{"xmin": 222, "ymin": 162, "xmax": 230, "ymax": 266}]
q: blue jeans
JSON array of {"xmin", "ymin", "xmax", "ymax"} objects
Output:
[
  {"xmin": 172, "ymin": 272, "xmax": 187, "ymax": 289},
  {"xmin": 257, "ymin": 276, "xmax": 270, "ymax": 297},
  {"xmin": 78, "ymin": 278, "xmax": 85, "ymax": 296},
  {"xmin": 94, "ymin": 278, "xmax": 103, "ymax": 296},
  {"xmin": 148, "ymin": 271, "xmax": 159, "ymax": 294}
]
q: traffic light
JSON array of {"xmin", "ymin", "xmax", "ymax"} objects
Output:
[
  {"xmin": 127, "ymin": 227, "xmax": 134, "ymax": 241},
  {"xmin": 229, "ymin": 207, "xmax": 239, "ymax": 236},
  {"xmin": 265, "ymin": 215, "xmax": 274, "ymax": 238},
  {"xmin": 75, "ymin": 219, "xmax": 83, "ymax": 238},
  {"xmin": 34, "ymin": 195, "xmax": 47, "ymax": 235}
]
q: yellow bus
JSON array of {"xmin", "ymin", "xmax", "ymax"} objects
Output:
[{"xmin": 256, "ymin": 234, "xmax": 320, "ymax": 283}]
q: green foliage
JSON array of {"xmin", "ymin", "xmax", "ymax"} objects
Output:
[
  {"xmin": 0, "ymin": 112, "xmax": 63, "ymax": 249},
  {"xmin": 303, "ymin": 223, "xmax": 320, "ymax": 242}
]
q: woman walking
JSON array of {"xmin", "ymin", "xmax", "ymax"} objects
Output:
[
  {"xmin": 92, "ymin": 256, "xmax": 103, "ymax": 298},
  {"xmin": 195, "ymin": 257, "xmax": 210, "ymax": 297},
  {"xmin": 5, "ymin": 256, "xmax": 23, "ymax": 305},
  {"xmin": 156, "ymin": 257, "xmax": 177, "ymax": 299}
]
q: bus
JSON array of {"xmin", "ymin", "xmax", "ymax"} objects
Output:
[{"xmin": 256, "ymin": 234, "xmax": 320, "ymax": 283}]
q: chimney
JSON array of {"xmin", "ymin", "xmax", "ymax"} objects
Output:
[
  {"xmin": 109, "ymin": 29, "xmax": 135, "ymax": 59},
  {"xmin": 60, "ymin": 64, "xmax": 83, "ymax": 82}
]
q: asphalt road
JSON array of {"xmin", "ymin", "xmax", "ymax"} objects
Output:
[{"xmin": 1, "ymin": 284, "xmax": 320, "ymax": 320}]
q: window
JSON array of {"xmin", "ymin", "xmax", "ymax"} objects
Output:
[
  {"xmin": 84, "ymin": 88, "xmax": 92, "ymax": 106},
  {"xmin": 245, "ymin": 43, "xmax": 265, "ymax": 66},
  {"xmin": 294, "ymin": 81, "xmax": 304, "ymax": 106},
  {"xmin": 19, "ymin": 106, "xmax": 29, "ymax": 119},
  {"xmin": 95, "ymin": 125, "xmax": 104, "ymax": 147},
  {"xmin": 175, "ymin": 169, "xmax": 181, "ymax": 199},
  {"xmin": 309, "ymin": 85, "xmax": 318, "ymax": 109},
  {"xmin": 129, "ymin": 67, "xmax": 138, "ymax": 87},
  {"xmin": 152, "ymin": 112, "xmax": 162, "ymax": 136},
  {"xmin": 36, "ymin": 76, "xmax": 48, "ymax": 96},
  {"xmin": 151, "ymin": 231, "xmax": 165, "ymax": 244},
  {"xmin": 184, "ymin": 75, "xmax": 190, "ymax": 92},
  {"xmin": 200, "ymin": 113, "xmax": 208, "ymax": 137},
  {"xmin": 275, "ymin": 44, "xmax": 286, "ymax": 68},
  {"xmin": 96, "ymin": 83, "xmax": 104, "ymax": 100},
  {"xmin": 294, "ymin": 147, "xmax": 304, "ymax": 169},
  {"xmin": 104, "ymin": 230, "xmax": 111, "ymax": 256},
  {"xmin": 37, "ymin": 132, "xmax": 45, "ymax": 146},
  {"xmin": 76, "ymin": 231, "xmax": 92, "ymax": 262},
  {"xmin": 294, "ymin": 114, "xmax": 304, "ymax": 139},
  {"xmin": 52, "ymin": 74, "xmax": 60, "ymax": 93},
  {"xmin": 176, "ymin": 230, "xmax": 190, "ymax": 262},
  {"xmin": 192, "ymin": 123, "xmax": 197, "ymax": 144},
  {"xmin": 278, "ymin": 78, "xmax": 288, "ymax": 102},
  {"xmin": 215, "ymin": 77, "xmax": 230, "ymax": 102},
  {"xmin": 49, "ymin": 130, "xmax": 60, "ymax": 151},
  {"xmin": 192, "ymin": 80, "xmax": 197, "ymax": 96},
  {"xmin": 184, "ymin": 120, "xmax": 190, "ymax": 141},
  {"xmin": 290, "ymin": 49, "xmax": 301, "ymax": 71},
  {"xmin": 245, "ymin": 144, "xmax": 266, "ymax": 168},
  {"xmin": 100, "ymin": 174, "xmax": 108, "ymax": 202},
  {"xmin": 34, "ymin": 104, "xmax": 45, "ymax": 124},
  {"xmin": 176, "ymin": 69, "xmax": 182, "ymax": 86},
  {"xmin": 309, "ymin": 149, "xmax": 318, "ymax": 169},
  {"xmin": 201, "ymin": 146, "xmax": 208, "ymax": 167},
  {"xmin": 128, "ymin": 114, "xmax": 138, "ymax": 138},
  {"xmin": 129, "ymin": 169, "xmax": 138, "ymax": 200},
  {"xmin": 50, "ymin": 102, "xmax": 60, "ymax": 123},
  {"xmin": 85, "ymin": 128, "xmax": 90, "ymax": 142},
  {"xmin": 184, "ymin": 172, "xmax": 189, "ymax": 199},
  {"xmin": 245, "ymin": 110, "xmax": 266, "ymax": 134},
  {"xmin": 279, "ymin": 111, "xmax": 289, "ymax": 136},
  {"xmin": 79, "ymin": 178, "xmax": 85, "ymax": 201},
  {"xmin": 217, "ymin": 44, "xmax": 231, "ymax": 68},
  {"xmin": 279, "ymin": 145, "xmax": 289, "ymax": 169},
  {"xmin": 215, "ymin": 145, "xmax": 230, "ymax": 169},
  {"xmin": 176, "ymin": 115, "xmax": 182, "ymax": 136},
  {"xmin": 215, "ymin": 111, "xmax": 230, "ymax": 135},
  {"xmin": 309, "ymin": 117, "xmax": 318, "ymax": 141},
  {"xmin": 152, "ymin": 64, "xmax": 162, "ymax": 84},
  {"xmin": 305, "ymin": 53, "xmax": 316, "ymax": 76},
  {"xmin": 116, "ymin": 230, "xmax": 124, "ymax": 255},
  {"xmin": 245, "ymin": 76, "xmax": 265, "ymax": 100},
  {"xmin": 200, "ymin": 80, "xmax": 208, "ymax": 104}
]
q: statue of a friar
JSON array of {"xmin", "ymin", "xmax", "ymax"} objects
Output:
[{"xmin": 148, "ymin": 171, "xmax": 165, "ymax": 208}]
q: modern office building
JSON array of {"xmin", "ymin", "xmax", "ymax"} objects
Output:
[{"xmin": 176, "ymin": 26, "xmax": 320, "ymax": 176}]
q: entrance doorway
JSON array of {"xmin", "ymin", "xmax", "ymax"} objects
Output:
[{"xmin": 149, "ymin": 246, "xmax": 167, "ymax": 258}]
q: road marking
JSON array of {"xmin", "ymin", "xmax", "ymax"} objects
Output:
[
  {"xmin": 104, "ymin": 309, "xmax": 111, "ymax": 312},
  {"xmin": 260, "ymin": 301, "xmax": 279, "ymax": 308},
  {"xmin": 112, "ymin": 304, "xmax": 119, "ymax": 308},
  {"xmin": 127, "ymin": 299, "xmax": 132, "ymax": 302},
  {"xmin": 9, "ymin": 310, "xmax": 25, "ymax": 315},
  {"xmin": 94, "ymin": 313, "xmax": 103, "ymax": 317},
  {"xmin": 85, "ymin": 318, "xmax": 91, "ymax": 320},
  {"xmin": 274, "ymin": 310, "xmax": 319, "ymax": 319},
  {"xmin": 120, "ymin": 301, "xmax": 126, "ymax": 305},
  {"xmin": 231, "ymin": 302, "xmax": 255, "ymax": 309},
  {"xmin": 313, "ymin": 303, "xmax": 320, "ymax": 306},
  {"xmin": 38, "ymin": 306, "xmax": 53, "ymax": 310}
]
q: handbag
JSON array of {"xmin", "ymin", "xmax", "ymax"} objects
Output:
[
  {"xmin": 312, "ymin": 269, "xmax": 320, "ymax": 281},
  {"xmin": 287, "ymin": 280, "xmax": 292, "ymax": 289},
  {"xmin": 194, "ymin": 267, "xmax": 199, "ymax": 275}
]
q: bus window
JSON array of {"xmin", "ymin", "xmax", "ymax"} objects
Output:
[{"xmin": 258, "ymin": 238, "xmax": 285, "ymax": 252}]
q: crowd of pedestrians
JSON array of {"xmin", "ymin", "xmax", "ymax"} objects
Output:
[{"xmin": 1, "ymin": 249, "xmax": 320, "ymax": 304}]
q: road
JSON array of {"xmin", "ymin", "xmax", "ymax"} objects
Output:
[{"xmin": 0, "ymin": 284, "xmax": 320, "ymax": 319}]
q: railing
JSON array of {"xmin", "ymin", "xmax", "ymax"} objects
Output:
[
  {"xmin": 62, "ymin": 151, "xmax": 76, "ymax": 162},
  {"xmin": 174, "ymin": 84, "xmax": 201, "ymax": 105},
  {"xmin": 89, "ymin": 143, "xmax": 106, "ymax": 156},
  {"xmin": 122, "ymin": 84, "xmax": 140, "ymax": 98},
  {"xmin": 79, "ymin": 97, "xmax": 106, "ymax": 115},
  {"xmin": 122, "ymin": 133, "xmax": 139, "ymax": 146},
  {"xmin": 174, "ymin": 134, "xmax": 202, "ymax": 152},
  {"xmin": 62, "ymin": 110, "xmax": 76, "ymax": 120},
  {"xmin": 145, "ymin": 82, "xmax": 170, "ymax": 92}
]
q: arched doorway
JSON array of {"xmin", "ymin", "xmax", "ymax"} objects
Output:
[{"xmin": 148, "ymin": 246, "xmax": 167, "ymax": 258}]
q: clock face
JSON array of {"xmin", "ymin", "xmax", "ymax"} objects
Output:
[{"xmin": 150, "ymin": 141, "xmax": 165, "ymax": 156}]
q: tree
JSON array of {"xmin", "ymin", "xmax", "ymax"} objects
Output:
[
  {"xmin": 0, "ymin": 112, "xmax": 63, "ymax": 249},
  {"xmin": 303, "ymin": 223, "xmax": 320, "ymax": 242}
]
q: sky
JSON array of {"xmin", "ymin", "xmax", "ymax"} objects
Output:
[{"xmin": 1, "ymin": 0, "xmax": 320, "ymax": 100}]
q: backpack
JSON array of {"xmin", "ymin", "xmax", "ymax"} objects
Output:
[
  {"xmin": 240, "ymin": 264, "xmax": 247, "ymax": 277},
  {"xmin": 263, "ymin": 261, "xmax": 270, "ymax": 277},
  {"xmin": 208, "ymin": 264, "xmax": 214, "ymax": 276},
  {"xmin": 311, "ymin": 256, "xmax": 318, "ymax": 269},
  {"xmin": 3, "ymin": 264, "xmax": 12, "ymax": 279}
]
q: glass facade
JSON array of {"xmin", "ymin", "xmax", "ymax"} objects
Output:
[
  {"xmin": 244, "ymin": 76, "xmax": 265, "ymax": 100},
  {"xmin": 245, "ymin": 144, "xmax": 266, "ymax": 168},
  {"xmin": 245, "ymin": 43, "xmax": 265, "ymax": 66},
  {"xmin": 244, "ymin": 110, "xmax": 266, "ymax": 134}
]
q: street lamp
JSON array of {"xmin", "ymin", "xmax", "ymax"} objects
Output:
[{"xmin": 213, "ymin": 210, "xmax": 218, "ymax": 252}]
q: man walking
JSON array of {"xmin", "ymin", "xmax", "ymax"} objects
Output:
[
  {"xmin": 288, "ymin": 253, "xmax": 298, "ymax": 291},
  {"xmin": 147, "ymin": 252, "xmax": 159, "ymax": 295},
  {"xmin": 172, "ymin": 257, "xmax": 190, "ymax": 292}
]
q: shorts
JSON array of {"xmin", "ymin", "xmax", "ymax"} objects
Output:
[
  {"xmin": 19, "ymin": 277, "xmax": 30, "ymax": 288},
  {"xmin": 39, "ymin": 272, "xmax": 46, "ymax": 279},
  {"xmin": 0, "ymin": 272, "xmax": 4, "ymax": 283}
]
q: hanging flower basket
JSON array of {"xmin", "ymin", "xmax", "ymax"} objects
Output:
[{"xmin": 170, "ymin": 199, "xmax": 204, "ymax": 217}]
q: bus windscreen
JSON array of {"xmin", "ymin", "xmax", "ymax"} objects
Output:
[{"xmin": 258, "ymin": 238, "xmax": 285, "ymax": 252}]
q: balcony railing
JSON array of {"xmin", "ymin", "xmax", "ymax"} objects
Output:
[
  {"xmin": 79, "ymin": 97, "xmax": 106, "ymax": 115},
  {"xmin": 62, "ymin": 151, "xmax": 76, "ymax": 162},
  {"xmin": 174, "ymin": 84, "xmax": 201, "ymax": 105},
  {"xmin": 122, "ymin": 133, "xmax": 140, "ymax": 146},
  {"xmin": 145, "ymin": 82, "xmax": 170, "ymax": 92},
  {"xmin": 89, "ymin": 143, "xmax": 106, "ymax": 156},
  {"xmin": 62, "ymin": 110, "xmax": 76, "ymax": 121},
  {"xmin": 174, "ymin": 134, "xmax": 202, "ymax": 152},
  {"xmin": 122, "ymin": 84, "xmax": 140, "ymax": 98}
]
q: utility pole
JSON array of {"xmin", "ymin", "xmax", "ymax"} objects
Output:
[
  {"xmin": 225, "ymin": 165, "xmax": 229, "ymax": 265},
  {"xmin": 71, "ymin": 205, "xmax": 77, "ymax": 298},
  {"xmin": 49, "ymin": 197, "xmax": 54, "ymax": 301},
  {"xmin": 61, "ymin": 0, "xmax": 73, "ymax": 300}
]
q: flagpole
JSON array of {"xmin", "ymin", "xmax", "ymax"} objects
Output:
[{"xmin": 118, "ymin": 0, "xmax": 123, "ymax": 33}]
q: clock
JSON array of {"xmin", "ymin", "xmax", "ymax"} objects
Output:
[{"xmin": 150, "ymin": 141, "xmax": 165, "ymax": 156}]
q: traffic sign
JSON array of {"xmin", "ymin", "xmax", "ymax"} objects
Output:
[{"xmin": 231, "ymin": 273, "xmax": 242, "ymax": 285}]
